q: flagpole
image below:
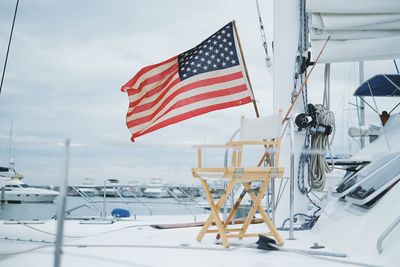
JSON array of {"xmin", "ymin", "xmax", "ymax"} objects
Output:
[
  {"xmin": 233, "ymin": 20, "xmax": 260, "ymax": 118},
  {"xmin": 281, "ymin": 36, "xmax": 331, "ymax": 124}
]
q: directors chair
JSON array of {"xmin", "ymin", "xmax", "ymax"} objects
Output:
[{"xmin": 192, "ymin": 112, "xmax": 285, "ymax": 248}]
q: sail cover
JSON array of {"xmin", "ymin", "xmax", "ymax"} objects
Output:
[
  {"xmin": 307, "ymin": 0, "xmax": 400, "ymax": 63},
  {"xmin": 354, "ymin": 74, "xmax": 400, "ymax": 97}
]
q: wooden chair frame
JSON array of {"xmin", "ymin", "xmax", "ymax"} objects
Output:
[{"xmin": 192, "ymin": 139, "xmax": 285, "ymax": 248}]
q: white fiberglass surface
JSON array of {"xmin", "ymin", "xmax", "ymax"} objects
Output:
[{"xmin": 0, "ymin": 214, "xmax": 376, "ymax": 267}]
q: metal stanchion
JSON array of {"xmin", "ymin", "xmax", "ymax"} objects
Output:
[
  {"xmin": 103, "ymin": 180, "xmax": 107, "ymax": 219},
  {"xmin": 54, "ymin": 139, "xmax": 70, "ymax": 267},
  {"xmin": 289, "ymin": 116, "xmax": 295, "ymax": 240}
]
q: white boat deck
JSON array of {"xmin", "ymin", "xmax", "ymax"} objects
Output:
[{"xmin": 0, "ymin": 214, "xmax": 379, "ymax": 267}]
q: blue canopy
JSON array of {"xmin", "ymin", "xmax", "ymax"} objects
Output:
[{"xmin": 354, "ymin": 74, "xmax": 400, "ymax": 97}]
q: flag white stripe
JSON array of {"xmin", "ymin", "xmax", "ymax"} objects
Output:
[
  {"xmin": 127, "ymin": 74, "xmax": 245, "ymax": 120},
  {"xmin": 129, "ymin": 58, "xmax": 178, "ymax": 93},
  {"xmin": 128, "ymin": 65, "xmax": 245, "ymax": 113},
  {"xmin": 136, "ymin": 91, "xmax": 250, "ymax": 134},
  {"xmin": 129, "ymin": 89, "xmax": 250, "ymax": 134},
  {"xmin": 127, "ymin": 80, "xmax": 246, "ymax": 133},
  {"xmin": 128, "ymin": 72, "xmax": 179, "ymax": 107}
]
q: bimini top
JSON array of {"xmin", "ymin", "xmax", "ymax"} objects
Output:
[{"xmin": 354, "ymin": 74, "xmax": 400, "ymax": 97}]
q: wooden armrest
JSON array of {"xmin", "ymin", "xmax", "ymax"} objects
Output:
[
  {"xmin": 227, "ymin": 140, "xmax": 277, "ymax": 146},
  {"xmin": 192, "ymin": 144, "xmax": 229, "ymax": 149},
  {"xmin": 193, "ymin": 144, "xmax": 231, "ymax": 168}
]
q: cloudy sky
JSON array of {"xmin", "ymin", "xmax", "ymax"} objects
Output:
[{"xmin": 0, "ymin": 0, "xmax": 398, "ymax": 186}]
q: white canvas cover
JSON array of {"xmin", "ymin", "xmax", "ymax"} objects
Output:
[
  {"xmin": 239, "ymin": 112, "xmax": 282, "ymax": 141},
  {"xmin": 307, "ymin": 0, "xmax": 400, "ymax": 63}
]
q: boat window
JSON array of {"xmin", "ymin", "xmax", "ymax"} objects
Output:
[
  {"xmin": 359, "ymin": 180, "xmax": 399, "ymax": 209},
  {"xmin": 4, "ymin": 184, "xmax": 20, "ymax": 188},
  {"xmin": 19, "ymin": 184, "xmax": 29, "ymax": 188},
  {"xmin": 333, "ymin": 152, "xmax": 400, "ymax": 197},
  {"xmin": 345, "ymin": 153, "xmax": 400, "ymax": 206}
]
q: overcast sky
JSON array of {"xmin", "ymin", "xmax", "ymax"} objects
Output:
[{"xmin": 0, "ymin": 0, "xmax": 398, "ymax": 186}]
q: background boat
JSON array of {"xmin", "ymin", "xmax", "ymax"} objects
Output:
[
  {"xmin": 0, "ymin": 177, "xmax": 58, "ymax": 203},
  {"xmin": 143, "ymin": 178, "xmax": 171, "ymax": 198}
]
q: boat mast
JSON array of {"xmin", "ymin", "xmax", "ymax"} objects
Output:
[
  {"xmin": 273, "ymin": 0, "xmax": 308, "ymax": 226},
  {"xmin": 8, "ymin": 120, "xmax": 15, "ymax": 170},
  {"xmin": 273, "ymin": 0, "xmax": 299, "ymax": 113}
]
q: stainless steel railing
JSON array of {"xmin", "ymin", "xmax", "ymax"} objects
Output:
[
  {"xmin": 62, "ymin": 184, "xmax": 206, "ymax": 220},
  {"xmin": 377, "ymin": 215, "xmax": 400, "ymax": 254}
]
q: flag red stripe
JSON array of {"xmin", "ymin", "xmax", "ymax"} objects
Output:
[
  {"xmin": 128, "ymin": 69, "xmax": 179, "ymax": 97},
  {"xmin": 130, "ymin": 96, "xmax": 252, "ymax": 140},
  {"xmin": 148, "ymin": 84, "xmax": 248, "ymax": 127},
  {"xmin": 126, "ymin": 83, "xmax": 248, "ymax": 128},
  {"xmin": 129, "ymin": 63, "xmax": 179, "ymax": 94},
  {"xmin": 128, "ymin": 71, "xmax": 243, "ymax": 113},
  {"xmin": 127, "ymin": 77, "xmax": 181, "ymax": 109},
  {"xmin": 121, "ymin": 56, "xmax": 177, "ymax": 92},
  {"xmin": 128, "ymin": 79, "xmax": 178, "ymax": 113},
  {"xmin": 128, "ymin": 72, "xmax": 179, "ymax": 108}
]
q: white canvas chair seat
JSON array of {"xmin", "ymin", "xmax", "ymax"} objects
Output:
[{"xmin": 192, "ymin": 112, "xmax": 284, "ymax": 248}]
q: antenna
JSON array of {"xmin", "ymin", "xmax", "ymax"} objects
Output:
[{"xmin": 8, "ymin": 120, "xmax": 15, "ymax": 169}]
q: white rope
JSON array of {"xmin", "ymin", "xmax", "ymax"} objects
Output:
[{"xmin": 309, "ymin": 104, "xmax": 335, "ymax": 190}]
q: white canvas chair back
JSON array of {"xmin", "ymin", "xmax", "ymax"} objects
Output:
[{"xmin": 239, "ymin": 112, "xmax": 282, "ymax": 141}]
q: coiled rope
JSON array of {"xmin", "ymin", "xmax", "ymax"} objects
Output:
[{"xmin": 309, "ymin": 104, "xmax": 335, "ymax": 190}]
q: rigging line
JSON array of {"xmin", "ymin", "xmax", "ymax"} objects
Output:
[
  {"xmin": 394, "ymin": 59, "xmax": 399, "ymax": 74},
  {"xmin": 282, "ymin": 36, "xmax": 331, "ymax": 124},
  {"xmin": 255, "ymin": 0, "xmax": 271, "ymax": 66},
  {"xmin": 358, "ymin": 96, "xmax": 379, "ymax": 115},
  {"xmin": 383, "ymin": 74, "xmax": 400, "ymax": 95},
  {"xmin": 0, "ymin": 245, "xmax": 50, "ymax": 260},
  {"xmin": 388, "ymin": 101, "xmax": 400, "ymax": 115},
  {"xmin": 21, "ymin": 223, "xmax": 152, "ymax": 239},
  {"xmin": 274, "ymin": 177, "xmax": 289, "ymax": 208},
  {"xmin": 51, "ymin": 251, "xmax": 153, "ymax": 267},
  {"xmin": 0, "ymin": 0, "xmax": 19, "ymax": 95},
  {"xmin": 367, "ymin": 81, "xmax": 380, "ymax": 115},
  {"xmin": 63, "ymin": 243, "xmax": 242, "ymax": 251}
]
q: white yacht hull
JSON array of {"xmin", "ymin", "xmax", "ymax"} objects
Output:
[
  {"xmin": 143, "ymin": 189, "xmax": 170, "ymax": 198},
  {"xmin": 1, "ymin": 188, "xmax": 58, "ymax": 203},
  {"xmin": 77, "ymin": 188, "xmax": 99, "ymax": 197},
  {"xmin": 99, "ymin": 188, "xmax": 120, "ymax": 197}
]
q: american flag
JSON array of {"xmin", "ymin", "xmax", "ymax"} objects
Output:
[{"xmin": 121, "ymin": 21, "xmax": 254, "ymax": 141}]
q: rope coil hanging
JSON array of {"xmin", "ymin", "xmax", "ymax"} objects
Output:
[{"xmin": 309, "ymin": 104, "xmax": 335, "ymax": 190}]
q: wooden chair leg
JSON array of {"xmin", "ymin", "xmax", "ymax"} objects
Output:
[
  {"xmin": 243, "ymin": 180, "xmax": 284, "ymax": 245},
  {"xmin": 196, "ymin": 179, "xmax": 217, "ymax": 241},
  {"xmin": 239, "ymin": 181, "xmax": 269, "ymax": 238},
  {"xmin": 197, "ymin": 179, "xmax": 236, "ymax": 248},
  {"xmin": 218, "ymin": 182, "xmax": 251, "ymax": 238}
]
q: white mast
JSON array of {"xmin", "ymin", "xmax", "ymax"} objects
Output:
[
  {"xmin": 273, "ymin": 0, "xmax": 308, "ymax": 226},
  {"xmin": 272, "ymin": 0, "xmax": 299, "ymax": 113}
]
